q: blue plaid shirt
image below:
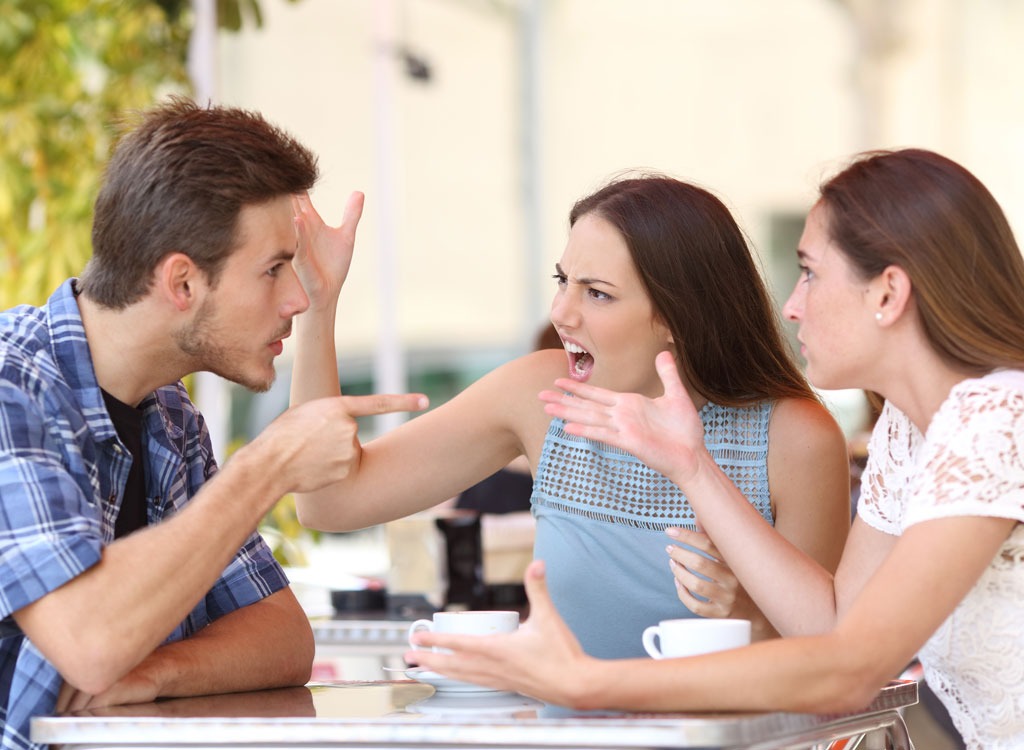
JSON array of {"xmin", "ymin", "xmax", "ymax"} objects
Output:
[{"xmin": 0, "ymin": 280, "xmax": 288, "ymax": 750}]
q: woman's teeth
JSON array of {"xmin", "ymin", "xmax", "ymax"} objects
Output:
[{"xmin": 563, "ymin": 342, "xmax": 593, "ymax": 378}]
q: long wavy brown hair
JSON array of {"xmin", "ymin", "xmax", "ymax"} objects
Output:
[
  {"xmin": 570, "ymin": 174, "xmax": 816, "ymax": 407},
  {"xmin": 819, "ymin": 148, "xmax": 1024, "ymax": 372}
]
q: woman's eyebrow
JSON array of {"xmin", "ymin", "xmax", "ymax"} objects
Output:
[{"xmin": 555, "ymin": 263, "xmax": 617, "ymax": 287}]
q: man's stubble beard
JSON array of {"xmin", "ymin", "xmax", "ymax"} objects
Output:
[{"xmin": 175, "ymin": 295, "xmax": 275, "ymax": 394}]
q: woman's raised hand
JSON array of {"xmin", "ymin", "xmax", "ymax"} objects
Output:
[
  {"xmin": 538, "ymin": 351, "xmax": 707, "ymax": 486},
  {"xmin": 291, "ymin": 191, "xmax": 364, "ymax": 310}
]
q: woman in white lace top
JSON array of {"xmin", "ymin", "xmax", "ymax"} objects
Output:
[{"xmin": 409, "ymin": 149, "xmax": 1024, "ymax": 750}]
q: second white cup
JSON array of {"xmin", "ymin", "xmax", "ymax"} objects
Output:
[
  {"xmin": 408, "ymin": 610, "xmax": 520, "ymax": 652},
  {"xmin": 642, "ymin": 618, "xmax": 751, "ymax": 659}
]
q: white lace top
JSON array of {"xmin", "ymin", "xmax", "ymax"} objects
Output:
[{"xmin": 858, "ymin": 369, "xmax": 1024, "ymax": 750}]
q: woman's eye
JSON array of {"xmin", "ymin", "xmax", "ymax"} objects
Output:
[
  {"xmin": 588, "ymin": 288, "xmax": 610, "ymax": 301},
  {"xmin": 799, "ymin": 265, "xmax": 814, "ymax": 282},
  {"xmin": 267, "ymin": 264, "xmax": 283, "ymax": 278},
  {"xmin": 551, "ymin": 273, "xmax": 567, "ymax": 286}
]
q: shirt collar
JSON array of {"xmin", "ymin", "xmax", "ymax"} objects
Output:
[{"xmin": 45, "ymin": 279, "xmax": 118, "ymax": 443}]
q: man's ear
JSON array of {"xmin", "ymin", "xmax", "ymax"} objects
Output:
[{"xmin": 154, "ymin": 253, "xmax": 204, "ymax": 312}]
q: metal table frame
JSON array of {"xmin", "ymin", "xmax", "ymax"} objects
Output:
[{"xmin": 33, "ymin": 680, "xmax": 916, "ymax": 750}]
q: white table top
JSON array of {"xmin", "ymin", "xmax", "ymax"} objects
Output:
[{"xmin": 32, "ymin": 679, "xmax": 917, "ymax": 750}]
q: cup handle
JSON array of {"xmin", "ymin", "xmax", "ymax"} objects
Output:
[
  {"xmin": 407, "ymin": 619, "xmax": 434, "ymax": 651},
  {"xmin": 641, "ymin": 625, "xmax": 663, "ymax": 659}
]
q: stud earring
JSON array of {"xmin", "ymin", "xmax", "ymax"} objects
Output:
[{"xmin": 875, "ymin": 312, "xmax": 883, "ymax": 322}]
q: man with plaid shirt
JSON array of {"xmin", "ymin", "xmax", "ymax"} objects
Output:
[{"xmin": 0, "ymin": 98, "xmax": 423, "ymax": 749}]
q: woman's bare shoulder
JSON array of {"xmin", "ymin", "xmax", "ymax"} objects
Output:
[
  {"xmin": 769, "ymin": 396, "xmax": 848, "ymax": 463},
  {"xmin": 450, "ymin": 349, "xmax": 567, "ymax": 421},
  {"xmin": 477, "ymin": 349, "xmax": 567, "ymax": 389}
]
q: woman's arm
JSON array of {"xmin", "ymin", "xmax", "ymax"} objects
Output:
[
  {"xmin": 290, "ymin": 191, "xmax": 360, "ymax": 403},
  {"xmin": 285, "ymin": 192, "xmax": 560, "ymax": 532},
  {"xmin": 410, "ymin": 513, "xmax": 1013, "ymax": 713},
  {"xmin": 291, "ymin": 345, "xmax": 562, "ymax": 532},
  {"xmin": 539, "ymin": 352, "xmax": 849, "ymax": 634},
  {"xmin": 286, "ymin": 191, "xmax": 436, "ymax": 529},
  {"xmin": 663, "ymin": 397, "xmax": 851, "ymax": 639}
]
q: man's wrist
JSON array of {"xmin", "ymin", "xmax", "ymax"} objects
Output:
[{"xmin": 222, "ymin": 442, "xmax": 289, "ymax": 511}]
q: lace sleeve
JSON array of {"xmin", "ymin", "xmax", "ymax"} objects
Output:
[
  {"xmin": 905, "ymin": 373, "xmax": 1024, "ymax": 528},
  {"xmin": 857, "ymin": 400, "xmax": 918, "ymax": 535}
]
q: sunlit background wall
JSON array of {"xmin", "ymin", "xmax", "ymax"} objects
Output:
[
  {"xmin": 206, "ymin": 0, "xmax": 1024, "ymax": 446},
  {"xmin": 5, "ymin": 0, "xmax": 1024, "ymax": 451}
]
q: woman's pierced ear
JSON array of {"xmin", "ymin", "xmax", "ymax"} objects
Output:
[{"xmin": 875, "ymin": 312, "xmax": 883, "ymax": 322}]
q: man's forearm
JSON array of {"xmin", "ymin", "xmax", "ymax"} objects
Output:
[
  {"xmin": 15, "ymin": 455, "xmax": 290, "ymax": 694},
  {"xmin": 131, "ymin": 588, "xmax": 314, "ymax": 698}
]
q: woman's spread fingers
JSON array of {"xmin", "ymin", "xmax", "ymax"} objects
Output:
[
  {"xmin": 544, "ymin": 403, "xmax": 612, "ymax": 429},
  {"xmin": 671, "ymin": 564, "xmax": 712, "ymax": 599},
  {"xmin": 665, "ymin": 543, "xmax": 719, "ymax": 573},
  {"xmin": 342, "ymin": 190, "xmax": 364, "ymax": 225},
  {"xmin": 413, "ymin": 631, "xmax": 494, "ymax": 655},
  {"xmin": 522, "ymin": 559, "xmax": 564, "ymax": 623},
  {"xmin": 665, "ymin": 527, "xmax": 719, "ymax": 558},
  {"xmin": 405, "ymin": 635, "xmax": 516, "ymax": 692},
  {"xmin": 549, "ymin": 378, "xmax": 619, "ymax": 405},
  {"xmin": 671, "ymin": 571, "xmax": 714, "ymax": 614},
  {"xmin": 654, "ymin": 351, "xmax": 687, "ymax": 400}
]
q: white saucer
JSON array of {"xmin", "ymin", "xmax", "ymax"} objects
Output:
[
  {"xmin": 407, "ymin": 691, "xmax": 544, "ymax": 715},
  {"xmin": 404, "ymin": 668, "xmax": 506, "ymax": 694}
]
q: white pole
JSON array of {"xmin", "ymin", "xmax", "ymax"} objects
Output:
[
  {"xmin": 519, "ymin": 0, "xmax": 545, "ymax": 343},
  {"xmin": 188, "ymin": 0, "xmax": 218, "ymax": 105},
  {"xmin": 188, "ymin": 0, "xmax": 231, "ymax": 461},
  {"xmin": 372, "ymin": 0, "xmax": 408, "ymax": 436}
]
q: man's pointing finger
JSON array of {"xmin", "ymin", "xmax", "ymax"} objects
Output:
[{"xmin": 339, "ymin": 393, "xmax": 429, "ymax": 418}]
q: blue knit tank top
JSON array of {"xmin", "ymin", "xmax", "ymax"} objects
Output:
[{"xmin": 530, "ymin": 400, "xmax": 774, "ymax": 659}]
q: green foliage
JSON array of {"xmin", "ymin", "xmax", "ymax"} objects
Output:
[
  {"xmin": 0, "ymin": 0, "xmax": 300, "ymax": 309},
  {"xmin": 0, "ymin": 0, "xmax": 309, "ymax": 552},
  {"xmin": 0, "ymin": 0, "xmax": 190, "ymax": 309}
]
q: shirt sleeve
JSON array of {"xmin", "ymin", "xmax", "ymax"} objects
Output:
[
  {"xmin": 0, "ymin": 382, "xmax": 102, "ymax": 624},
  {"xmin": 160, "ymin": 387, "xmax": 288, "ymax": 629},
  {"xmin": 203, "ymin": 530, "xmax": 289, "ymax": 623},
  {"xmin": 904, "ymin": 377, "xmax": 1024, "ymax": 528},
  {"xmin": 856, "ymin": 400, "xmax": 912, "ymax": 536}
]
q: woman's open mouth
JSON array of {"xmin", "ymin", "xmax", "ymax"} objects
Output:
[{"xmin": 563, "ymin": 340, "xmax": 594, "ymax": 381}]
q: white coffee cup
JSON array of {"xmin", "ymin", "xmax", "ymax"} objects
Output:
[
  {"xmin": 408, "ymin": 610, "xmax": 520, "ymax": 651},
  {"xmin": 642, "ymin": 618, "xmax": 751, "ymax": 659}
]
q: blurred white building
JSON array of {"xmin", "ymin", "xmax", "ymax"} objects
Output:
[{"xmin": 211, "ymin": 0, "xmax": 1024, "ymax": 439}]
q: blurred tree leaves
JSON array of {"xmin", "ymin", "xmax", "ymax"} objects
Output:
[
  {"xmin": 0, "ymin": 0, "xmax": 298, "ymax": 310},
  {"xmin": 155, "ymin": 0, "xmax": 265, "ymax": 30},
  {"xmin": 0, "ymin": 0, "xmax": 308, "ymax": 559},
  {"xmin": 0, "ymin": 0, "xmax": 189, "ymax": 309}
]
